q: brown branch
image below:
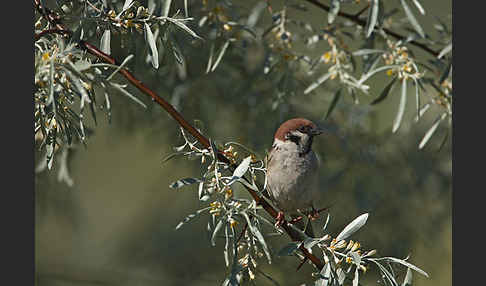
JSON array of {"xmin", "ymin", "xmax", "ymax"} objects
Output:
[
  {"xmin": 35, "ymin": 29, "xmax": 70, "ymax": 41},
  {"xmin": 34, "ymin": 0, "xmax": 324, "ymax": 271},
  {"xmin": 304, "ymin": 0, "xmax": 439, "ymax": 57}
]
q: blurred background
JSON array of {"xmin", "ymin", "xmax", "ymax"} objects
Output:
[{"xmin": 35, "ymin": 0, "xmax": 451, "ymax": 285}]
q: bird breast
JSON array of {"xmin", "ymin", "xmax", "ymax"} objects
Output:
[{"xmin": 266, "ymin": 141, "xmax": 319, "ymax": 212}]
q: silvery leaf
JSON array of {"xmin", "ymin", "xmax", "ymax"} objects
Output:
[
  {"xmin": 328, "ymin": 0, "xmax": 340, "ymax": 24},
  {"xmin": 401, "ymin": 267, "xmax": 413, "ymax": 286},
  {"xmin": 304, "ymin": 71, "xmax": 333, "ymax": 94},
  {"xmin": 232, "ymin": 156, "xmax": 252, "ymax": 178},
  {"xmin": 392, "ymin": 79, "xmax": 407, "ymax": 133},
  {"xmin": 418, "ymin": 112, "xmax": 447, "ymax": 149},
  {"xmin": 169, "ymin": 177, "xmax": 202, "ymax": 189},
  {"xmin": 375, "ymin": 257, "xmax": 429, "ymax": 277},
  {"xmin": 336, "ymin": 213, "xmax": 368, "ymax": 241},
  {"xmin": 365, "ymin": 0, "xmax": 379, "ymax": 37},
  {"xmin": 144, "ymin": 23, "xmax": 159, "ymax": 69},
  {"xmin": 100, "ymin": 29, "xmax": 111, "ymax": 55},
  {"xmin": 400, "ymin": 0, "xmax": 425, "ymax": 38}
]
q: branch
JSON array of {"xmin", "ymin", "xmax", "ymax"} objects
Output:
[
  {"xmin": 304, "ymin": 0, "xmax": 439, "ymax": 57},
  {"xmin": 34, "ymin": 0, "xmax": 324, "ymax": 270},
  {"xmin": 35, "ymin": 29, "xmax": 70, "ymax": 41}
]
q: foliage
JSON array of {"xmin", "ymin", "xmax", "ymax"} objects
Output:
[
  {"xmin": 34, "ymin": 0, "xmax": 452, "ymax": 285},
  {"xmin": 166, "ymin": 127, "xmax": 428, "ymax": 285}
]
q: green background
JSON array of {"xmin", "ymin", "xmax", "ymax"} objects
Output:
[{"xmin": 35, "ymin": 1, "xmax": 452, "ymax": 285}]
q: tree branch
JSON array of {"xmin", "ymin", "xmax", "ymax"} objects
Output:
[
  {"xmin": 34, "ymin": 0, "xmax": 324, "ymax": 270},
  {"xmin": 304, "ymin": 0, "xmax": 439, "ymax": 57}
]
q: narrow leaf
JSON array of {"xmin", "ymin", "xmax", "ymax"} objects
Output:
[
  {"xmin": 370, "ymin": 76, "xmax": 397, "ymax": 105},
  {"xmin": 169, "ymin": 177, "xmax": 202, "ymax": 189},
  {"xmin": 376, "ymin": 257, "xmax": 429, "ymax": 277},
  {"xmin": 324, "ymin": 88, "xmax": 342, "ymax": 120},
  {"xmin": 352, "ymin": 49, "xmax": 385, "ymax": 57},
  {"xmin": 233, "ymin": 156, "xmax": 252, "ymax": 178},
  {"xmin": 418, "ymin": 112, "xmax": 447, "ymax": 149},
  {"xmin": 100, "ymin": 29, "xmax": 111, "ymax": 55},
  {"xmin": 353, "ymin": 267, "xmax": 359, "ymax": 286},
  {"xmin": 304, "ymin": 71, "xmax": 333, "ymax": 94},
  {"xmin": 162, "ymin": 0, "xmax": 172, "ymax": 17},
  {"xmin": 401, "ymin": 267, "xmax": 413, "ymax": 286},
  {"xmin": 365, "ymin": 0, "xmax": 379, "ymax": 37},
  {"xmin": 439, "ymin": 59, "xmax": 452, "ymax": 85},
  {"xmin": 400, "ymin": 0, "xmax": 425, "ymax": 38},
  {"xmin": 211, "ymin": 219, "xmax": 224, "ymax": 246},
  {"xmin": 392, "ymin": 79, "xmax": 407, "ymax": 133},
  {"xmin": 328, "ymin": 0, "xmax": 340, "ymax": 24},
  {"xmin": 211, "ymin": 41, "xmax": 230, "ymax": 72},
  {"xmin": 438, "ymin": 43, "xmax": 452, "ymax": 59},
  {"xmin": 412, "ymin": 0, "xmax": 426, "ymax": 15},
  {"xmin": 144, "ymin": 23, "xmax": 159, "ymax": 69},
  {"xmin": 110, "ymin": 83, "xmax": 147, "ymax": 108},
  {"xmin": 164, "ymin": 17, "xmax": 202, "ymax": 39},
  {"xmin": 336, "ymin": 213, "xmax": 369, "ymax": 241}
]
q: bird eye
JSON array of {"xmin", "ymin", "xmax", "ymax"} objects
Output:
[{"xmin": 298, "ymin": 126, "xmax": 308, "ymax": 132}]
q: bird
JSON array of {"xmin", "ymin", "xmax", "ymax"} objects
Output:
[{"xmin": 265, "ymin": 118, "xmax": 325, "ymax": 238}]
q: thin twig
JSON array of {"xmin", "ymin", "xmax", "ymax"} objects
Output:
[
  {"xmin": 35, "ymin": 29, "xmax": 70, "ymax": 41},
  {"xmin": 304, "ymin": 0, "xmax": 439, "ymax": 57},
  {"xmin": 34, "ymin": 0, "xmax": 325, "ymax": 271}
]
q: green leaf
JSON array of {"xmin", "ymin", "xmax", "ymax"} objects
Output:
[
  {"xmin": 336, "ymin": 213, "xmax": 368, "ymax": 241},
  {"xmin": 370, "ymin": 76, "xmax": 397, "ymax": 105},
  {"xmin": 365, "ymin": 0, "xmax": 379, "ymax": 37},
  {"xmin": 144, "ymin": 23, "xmax": 159, "ymax": 69},
  {"xmin": 324, "ymin": 88, "xmax": 342, "ymax": 120},
  {"xmin": 439, "ymin": 59, "xmax": 452, "ymax": 85},
  {"xmin": 392, "ymin": 79, "xmax": 407, "ymax": 133},
  {"xmin": 400, "ymin": 0, "xmax": 425, "ymax": 38},
  {"xmin": 169, "ymin": 177, "xmax": 202, "ymax": 189},
  {"xmin": 328, "ymin": 0, "xmax": 340, "ymax": 24}
]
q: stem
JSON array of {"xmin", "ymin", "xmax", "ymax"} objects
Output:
[
  {"xmin": 34, "ymin": 0, "xmax": 324, "ymax": 271},
  {"xmin": 304, "ymin": 0, "xmax": 439, "ymax": 57}
]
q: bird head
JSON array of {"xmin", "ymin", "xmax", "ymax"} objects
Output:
[{"xmin": 273, "ymin": 118, "xmax": 324, "ymax": 155}]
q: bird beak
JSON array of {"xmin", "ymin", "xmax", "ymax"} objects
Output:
[{"xmin": 311, "ymin": 126, "xmax": 325, "ymax": 136}]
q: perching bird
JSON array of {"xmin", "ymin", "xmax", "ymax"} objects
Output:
[{"xmin": 265, "ymin": 118, "xmax": 324, "ymax": 238}]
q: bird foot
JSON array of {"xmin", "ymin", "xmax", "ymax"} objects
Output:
[
  {"xmin": 289, "ymin": 216, "xmax": 304, "ymax": 224},
  {"xmin": 275, "ymin": 211, "xmax": 286, "ymax": 227}
]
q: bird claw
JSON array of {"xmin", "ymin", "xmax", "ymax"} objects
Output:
[
  {"xmin": 289, "ymin": 216, "xmax": 304, "ymax": 224},
  {"xmin": 275, "ymin": 211, "xmax": 286, "ymax": 227}
]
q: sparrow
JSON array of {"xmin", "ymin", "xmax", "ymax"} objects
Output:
[{"xmin": 265, "ymin": 118, "xmax": 324, "ymax": 237}]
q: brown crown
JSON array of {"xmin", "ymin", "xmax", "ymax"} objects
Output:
[{"xmin": 273, "ymin": 118, "xmax": 317, "ymax": 141}]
